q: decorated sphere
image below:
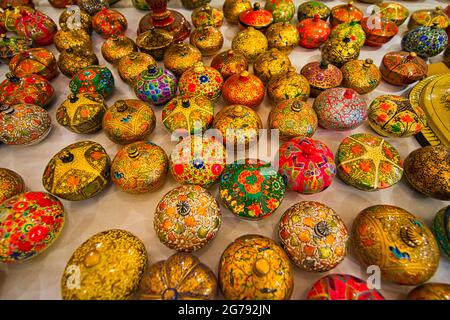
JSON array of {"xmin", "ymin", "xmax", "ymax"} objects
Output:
[
  {"xmin": 0, "ymin": 104, "xmax": 51, "ymax": 146},
  {"xmin": 219, "ymin": 159, "xmax": 285, "ymax": 220},
  {"xmin": 268, "ymin": 99, "xmax": 317, "ymax": 141},
  {"xmin": 322, "ymin": 37, "xmax": 360, "ymax": 68},
  {"xmin": 223, "ymin": 0, "xmax": 252, "ymax": 24},
  {"xmin": 118, "ymin": 52, "xmax": 156, "ymax": 86},
  {"xmin": 264, "ymin": 0, "xmax": 295, "ymax": 23},
  {"xmin": 42, "ymin": 141, "xmax": 111, "ymax": 201},
  {"xmin": 401, "ymin": 26, "xmax": 448, "ymax": 59},
  {"xmin": 170, "ymin": 135, "xmax": 226, "ymax": 188},
  {"xmin": 222, "ymin": 71, "xmax": 265, "ymax": 108},
  {"xmin": 9, "ymin": 48, "xmax": 58, "ymax": 80},
  {"xmin": 313, "ymin": 88, "xmax": 367, "ymax": 131},
  {"xmin": 341, "ymin": 59, "xmax": 381, "ymax": 94},
  {"xmin": 368, "ymin": 95, "xmax": 426, "ymax": 138},
  {"xmin": 61, "ymin": 229, "xmax": 148, "ymax": 300},
  {"xmin": 102, "ymin": 99, "xmax": 156, "ymax": 145},
  {"xmin": 330, "ymin": 21, "xmax": 366, "ymax": 47},
  {"xmin": 297, "ymin": 15, "xmax": 331, "ymax": 49},
  {"xmin": 336, "ymin": 133, "xmax": 403, "ymax": 191},
  {"xmin": 219, "ymin": 234, "xmax": 293, "ymax": 300},
  {"xmin": 92, "ymin": 8, "xmax": 127, "ymax": 39},
  {"xmin": 0, "ymin": 192, "xmax": 65, "ymax": 263},
  {"xmin": 189, "ymin": 26, "xmax": 224, "ymax": 57},
  {"xmin": 101, "ymin": 35, "xmax": 137, "ymax": 65},
  {"xmin": 163, "ymin": 42, "xmax": 202, "ymax": 77},
  {"xmin": 210, "ymin": 50, "xmax": 248, "ymax": 80},
  {"xmin": 253, "ymin": 48, "xmax": 291, "ymax": 84},
  {"xmin": 267, "ymin": 67, "xmax": 310, "ymax": 103},
  {"xmin": 432, "ymin": 206, "xmax": 450, "ymax": 260},
  {"xmin": 192, "ymin": 4, "xmax": 223, "ymax": 28},
  {"xmin": 0, "ymin": 168, "xmax": 25, "ymax": 204},
  {"xmin": 134, "ymin": 66, "xmax": 178, "ymax": 106},
  {"xmin": 278, "ymin": 137, "xmax": 336, "ymax": 194},
  {"xmin": 179, "ymin": 62, "xmax": 223, "ymax": 101},
  {"xmin": 380, "ymin": 51, "xmax": 428, "ymax": 86},
  {"xmin": 57, "ymin": 47, "xmax": 99, "ymax": 78},
  {"xmin": 0, "ymin": 35, "xmax": 33, "ymax": 62},
  {"xmin": 330, "ymin": 1, "xmax": 363, "ymax": 27},
  {"xmin": 351, "ymin": 205, "xmax": 440, "ymax": 285},
  {"xmin": 59, "ymin": 7, "xmax": 92, "ymax": 34},
  {"xmin": 297, "ymin": 1, "xmax": 330, "ymax": 22},
  {"xmin": 154, "ymin": 185, "xmax": 221, "ymax": 252},
  {"xmin": 301, "ymin": 61, "xmax": 343, "ymax": 97},
  {"xmin": 361, "ymin": 16, "xmax": 398, "ymax": 47},
  {"xmin": 15, "ymin": 10, "xmax": 57, "ymax": 46},
  {"xmin": 56, "ymin": 93, "xmax": 107, "ymax": 134},
  {"xmin": 182, "ymin": 0, "xmax": 211, "ymax": 10},
  {"xmin": 69, "ymin": 65, "xmax": 115, "ymax": 98},
  {"xmin": 266, "ymin": 22, "xmax": 299, "ymax": 54},
  {"xmin": 407, "ymin": 283, "xmax": 450, "ymax": 300},
  {"xmin": 377, "ymin": 2, "xmax": 409, "ymax": 27},
  {"xmin": 135, "ymin": 27, "xmax": 174, "ymax": 61},
  {"xmin": 279, "ymin": 201, "xmax": 348, "ymax": 272},
  {"xmin": 231, "ymin": 27, "xmax": 268, "ymax": 63},
  {"xmin": 53, "ymin": 29, "xmax": 92, "ymax": 52},
  {"xmin": 238, "ymin": 2, "xmax": 273, "ymax": 32},
  {"xmin": 77, "ymin": 0, "xmax": 109, "ymax": 16}
]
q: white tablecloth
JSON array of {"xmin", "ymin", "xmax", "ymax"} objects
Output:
[{"xmin": 0, "ymin": 0, "xmax": 448, "ymax": 300}]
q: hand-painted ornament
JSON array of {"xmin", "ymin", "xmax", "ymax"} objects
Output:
[
  {"xmin": 278, "ymin": 137, "xmax": 336, "ymax": 194},
  {"xmin": 163, "ymin": 42, "xmax": 202, "ymax": 77},
  {"xmin": 15, "ymin": 9, "xmax": 57, "ymax": 46},
  {"xmin": 57, "ymin": 47, "xmax": 99, "ymax": 78},
  {"xmin": 219, "ymin": 234, "xmax": 293, "ymax": 300},
  {"xmin": 170, "ymin": 135, "xmax": 226, "ymax": 188},
  {"xmin": 264, "ymin": 0, "xmax": 295, "ymax": 23},
  {"xmin": 313, "ymin": 88, "xmax": 367, "ymax": 130},
  {"xmin": 322, "ymin": 37, "xmax": 360, "ymax": 68},
  {"xmin": 307, "ymin": 274, "xmax": 385, "ymax": 300},
  {"xmin": 137, "ymin": 27, "xmax": 174, "ymax": 61},
  {"xmin": 154, "ymin": 185, "xmax": 221, "ymax": 252},
  {"xmin": 253, "ymin": 48, "xmax": 291, "ymax": 84},
  {"xmin": 0, "ymin": 6, "xmax": 35, "ymax": 33},
  {"xmin": 222, "ymin": 71, "xmax": 265, "ymax": 108},
  {"xmin": 61, "ymin": 229, "xmax": 147, "ymax": 300},
  {"xmin": 336, "ymin": 133, "xmax": 403, "ymax": 191},
  {"xmin": 341, "ymin": 59, "xmax": 381, "ymax": 94},
  {"xmin": 102, "ymin": 99, "xmax": 156, "ymax": 145},
  {"xmin": 192, "ymin": 4, "xmax": 223, "ymax": 28},
  {"xmin": 162, "ymin": 94, "xmax": 214, "ymax": 134},
  {"xmin": 432, "ymin": 206, "xmax": 450, "ymax": 260},
  {"xmin": 408, "ymin": 7, "xmax": 449, "ymax": 31},
  {"xmin": 101, "ymin": 35, "xmax": 137, "ymax": 65},
  {"xmin": 352, "ymin": 205, "xmax": 440, "ymax": 285},
  {"xmin": 266, "ymin": 22, "xmax": 299, "ymax": 54},
  {"xmin": 56, "ymin": 93, "xmax": 107, "ymax": 134},
  {"xmin": 59, "ymin": 7, "xmax": 92, "ymax": 34},
  {"xmin": 330, "ymin": 1, "xmax": 363, "ymax": 27},
  {"xmin": 54, "ymin": 29, "xmax": 92, "ymax": 53},
  {"xmin": 376, "ymin": 2, "xmax": 409, "ymax": 26},
  {"xmin": 42, "ymin": 141, "xmax": 111, "ymax": 201},
  {"xmin": 380, "ymin": 51, "xmax": 428, "ymax": 86},
  {"xmin": 92, "ymin": 8, "xmax": 127, "ymax": 39},
  {"xmin": 267, "ymin": 67, "xmax": 310, "ymax": 103},
  {"xmin": 179, "ymin": 62, "xmax": 223, "ymax": 101},
  {"xmin": 134, "ymin": 66, "xmax": 177, "ymax": 106},
  {"xmin": 297, "ymin": 15, "xmax": 331, "ymax": 49},
  {"xmin": 223, "ymin": 0, "xmax": 251, "ymax": 24},
  {"xmin": 0, "ymin": 192, "xmax": 64, "ymax": 263},
  {"xmin": 181, "ymin": 0, "xmax": 211, "ymax": 10},
  {"xmin": 210, "ymin": 50, "xmax": 248, "ymax": 80},
  {"xmin": 361, "ymin": 15, "xmax": 398, "ymax": 47},
  {"xmin": 231, "ymin": 27, "xmax": 268, "ymax": 63},
  {"xmin": 330, "ymin": 21, "xmax": 366, "ymax": 47},
  {"xmin": 213, "ymin": 104, "xmax": 262, "ymax": 146},
  {"xmin": 401, "ymin": 26, "xmax": 448, "ymax": 59},
  {"xmin": 219, "ymin": 159, "xmax": 285, "ymax": 220},
  {"xmin": 404, "ymin": 145, "xmax": 450, "ymax": 201},
  {"xmin": 0, "ymin": 35, "xmax": 32, "ymax": 62},
  {"xmin": 190, "ymin": 26, "xmax": 224, "ymax": 57},
  {"xmin": 8, "ymin": 48, "xmax": 57, "ymax": 80},
  {"xmin": 297, "ymin": 1, "xmax": 330, "ymax": 22},
  {"xmin": 0, "ymin": 104, "xmax": 51, "ymax": 146},
  {"xmin": 408, "ymin": 283, "xmax": 450, "ymax": 300},
  {"xmin": 118, "ymin": 52, "xmax": 156, "ymax": 86},
  {"xmin": 69, "ymin": 65, "xmax": 115, "ymax": 99},
  {"xmin": 0, "ymin": 168, "xmax": 24, "ymax": 204},
  {"xmin": 300, "ymin": 61, "xmax": 342, "ymax": 97},
  {"xmin": 268, "ymin": 99, "xmax": 317, "ymax": 140},
  {"xmin": 238, "ymin": 2, "xmax": 273, "ymax": 32},
  {"xmin": 77, "ymin": 0, "xmax": 109, "ymax": 16}
]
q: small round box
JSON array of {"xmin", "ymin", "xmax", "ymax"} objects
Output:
[
  {"xmin": 297, "ymin": 15, "xmax": 330, "ymax": 49},
  {"xmin": 0, "ymin": 168, "xmax": 25, "ymax": 204},
  {"xmin": 231, "ymin": 27, "xmax": 268, "ymax": 63},
  {"xmin": 54, "ymin": 29, "xmax": 92, "ymax": 52},
  {"xmin": 253, "ymin": 48, "xmax": 291, "ymax": 84},
  {"xmin": 69, "ymin": 65, "xmax": 115, "ymax": 99},
  {"xmin": 380, "ymin": 51, "xmax": 428, "ymax": 86},
  {"xmin": 134, "ymin": 66, "xmax": 178, "ymax": 106},
  {"xmin": 78, "ymin": 0, "xmax": 109, "ymax": 16},
  {"xmin": 267, "ymin": 67, "xmax": 310, "ymax": 103},
  {"xmin": 223, "ymin": 0, "xmax": 251, "ymax": 25},
  {"xmin": 59, "ymin": 6, "xmax": 92, "ymax": 34},
  {"xmin": 222, "ymin": 71, "xmax": 265, "ymax": 108},
  {"xmin": 101, "ymin": 35, "xmax": 137, "ymax": 65},
  {"xmin": 330, "ymin": 21, "xmax": 366, "ymax": 47},
  {"xmin": 322, "ymin": 37, "xmax": 360, "ymax": 68},
  {"xmin": 361, "ymin": 16, "xmax": 398, "ymax": 47},
  {"xmin": 238, "ymin": 2, "xmax": 273, "ymax": 32},
  {"xmin": 301, "ymin": 61, "xmax": 343, "ymax": 97},
  {"xmin": 189, "ymin": 25, "xmax": 223, "ymax": 57},
  {"xmin": 407, "ymin": 283, "xmax": 450, "ymax": 301},
  {"xmin": 210, "ymin": 50, "xmax": 248, "ymax": 80},
  {"xmin": 0, "ymin": 35, "xmax": 33, "ymax": 62},
  {"xmin": 136, "ymin": 27, "xmax": 174, "ymax": 61},
  {"xmin": 432, "ymin": 206, "xmax": 450, "ymax": 260},
  {"xmin": 266, "ymin": 22, "xmax": 299, "ymax": 54},
  {"xmin": 179, "ymin": 62, "xmax": 223, "ymax": 101},
  {"xmin": 57, "ymin": 47, "xmax": 99, "ymax": 78},
  {"xmin": 408, "ymin": 7, "xmax": 449, "ymax": 31},
  {"xmin": 297, "ymin": 1, "xmax": 330, "ymax": 22},
  {"xmin": 402, "ymin": 26, "xmax": 448, "ymax": 59},
  {"xmin": 163, "ymin": 42, "xmax": 202, "ymax": 77},
  {"xmin": 341, "ymin": 59, "xmax": 381, "ymax": 94},
  {"xmin": 15, "ymin": 10, "xmax": 57, "ymax": 46},
  {"xmin": 92, "ymin": 8, "xmax": 127, "ymax": 39},
  {"xmin": 118, "ymin": 52, "xmax": 156, "ymax": 86},
  {"xmin": 264, "ymin": 0, "xmax": 295, "ymax": 23},
  {"xmin": 192, "ymin": 4, "xmax": 223, "ymax": 28},
  {"xmin": 377, "ymin": 2, "xmax": 409, "ymax": 26},
  {"xmin": 330, "ymin": 1, "xmax": 363, "ymax": 27},
  {"xmin": 9, "ymin": 48, "xmax": 58, "ymax": 80}
]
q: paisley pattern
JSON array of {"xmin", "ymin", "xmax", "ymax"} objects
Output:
[
  {"xmin": 432, "ymin": 206, "xmax": 450, "ymax": 260},
  {"xmin": 179, "ymin": 63, "xmax": 223, "ymax": 101},
  {"xmin": 69, "ymin": 66, "xmax": 115, "ymax": 99},
  {"xmin": 92, "ymin": 8, "xmax": 127, "ymax": 39},
  {"xmin": 0, "ymin": 168, "xmax": 25, "ymax": 204}
]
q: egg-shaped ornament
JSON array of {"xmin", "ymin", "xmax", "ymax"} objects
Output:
[
  {"xmin": 219, "ymin": 234, "xmax": 293, "ymax": 300},
  {"xmin": 8, "ymin": 48, "xmax": 58, "ymax": 80},
  {"xmin": 408, "ymin": 283, "xmax": 450, "ymax": 300},
  {"xmin": 408, "ymin": 7, "xmax": 449, "ymax": 31},
  {"xmin": 111, "ymin": 141, "xmax": 168, "ymax": 194},
  {"xmin": 297, "ymin": 15, "xmax": 331, "ymax": 49},
  {"xmin": 380, "ymin": 51, "xmax": 428, "ymax": 86},
  {"xmin": 223, "ymin": 0, "xmax": 251, "ymax": 24},
  {"xmin": 53, "ymin": 28, "xmax": 92, "ymax": 53},
  {"xmin": 138, "ymin": 252, "xmax": 217, "ymax": 300},
  {"xmin": 189, "ymin": 25, "xmax": 223, "ymax": 57},
  {"xmin": 61, "ymin": 229, "xmax": 147, "ymax": 300},
  {"xmin": 134, "ymin": 66, "xmax": 177, "ymax": 106},
  {"xmin": 361, "ymin": 15, "xmax": 398, "ymax": 47},
  {"xmin": 300, "ymin": 61, "xmax": 343, "ymax": 98},
  {"xmin": 220, "ymin": 159, "xmax": 285, "ymax": 220},
  {"xmin": 231, "ymin": 27, "xmax": 268, "ymax": 63},
  {"xmin": 0, "ymin": 104, "xmax": 51, "ymax": 146},
  {"xmin": 69, "ymin": 65, "xmax": 115, "ymax": 99},
  {"xmin": 330, "ymin": 21, "xmax": 366, "ymax": 47},
  {"xmin": 352, "ymin": 205, "xmax": 440, "ymax": 285},
  {"xmin": 163, "ymin": 42, "xmax": 202, "ymax": 77},
  {"xmin": 341, "ymin": 59, "xmax": 381, "ymax": 94},
  {"xmin": 264, "ymin": 0, "xmax": 295, "ymax": 23},
  {"xmin": 222, "ymin": 71, "xmax": 265, "ymax": 108},
  {"xmin": 278, "ymin": 137, "xmax": 336, "ymax": 194},
  {"xmin": 102, "ymin": 99, "xmax": 156, "ymax": 145},
  {"xmin": 57, "ymin": 47, "xmax": 99, "ymax": 78},
  {"xmin": 322, "ymin": 37, "xmax": 360, "ymax": 68},
  {"xmin": 265, "ymin": 22, "xmax": 299, "ymax": 54},
  {"xmin": 313, "ymin": 88, "xmax": 367, "ymax": 131},
  {"xmin": 267, "ymin": 66, "xmax": 311, "ymax": 103},
  {"xmin": 162, "ymin": 94, "xmax": 214, "ymax": 135},
  {"xmin": 268, "ymin": 99, "xmax": 318, "ymax": 141},
  {"xmin": 402, "ymin": 26, "xmax": 448, "ymax": 59},
  {"xmin": 170, "ymin": 135, "xmax": 226, "ymax": 188},
  {"xmin": 15, "ymin": 9, "xmax": 57, "ymax": 46},
  {"xmin": 297, "ymin": 1, "xmax": 330, "ymax": 22},
  {"xmin": 376, "ymin": 2, "xmax": 409, "ymax": 27},
  {"xmin": 179, "ymin": 62, "xmax": 223, "ymax": 101},
  {"xmin": 56, "ymin": 93, "xmax": 107, "ymax": 134},
  {"xmin": 59, "ymin": 7, "xmax": 92, "ymax": 34},
  {"xmin": 432, "ymin": 206, "xmax": 450, "ymax": 260},
  {"xmin": 192, "ymin": 4, "xmax": 223, "ymax": 28},
  {"xmin": 330, "ymin": 1, "xmax": 363, "ymax": 27},
  {"xmin": 0, "ymin": 72, "xmax": 54, "ymax": 109},
  {"xmin": 368, "ymin": 95, "xmax": 426, "ymax": 138},
  {"xmin": 0, "ymin": 168, "xmax": 25, "ymax": 203},
  {"xmin": 279, "ymin": 201, "xmax": 348, "ymax": 272},
  {"xmin": 404, "ymin": 145, "xmax": 450, "ymax": 201},
  {"xmin": 0, "ymin": 35, "xmax": 33, "ymax": 62},
  {"xmin": 154, "ymin": 185, "xmax": 221, "ymax": 252},
  {"xmin": 101, "ymin": 35, "xmax": 137, "ymax": 65},
  {"xmin": 92, "ymin": 8, "xmax": 127, "ymax": 39},
  {"xmin": 77, "ymin": 0, "xmax": 109, "ymax": 16},
  {"xmin": 336, "ymin": 133, "xmax": 403, "ymax": 191},
  {"xmin": 213, "ymin": 104, "xmax": 262, "ymax": 147},
  {"xmin": 136, "ymin": 27, "xmax": 174, "ymax": 62},
  {"xmin": 42, "ymin": 141, "xmax": 111, "ymax": 201},
  {"xmin": 210, "ymin": 50, "xmax": 248, "ymax": 80},
  {"xmin": 0, "ymin": 192, "xmax": 65, "ymax": 263},
  {"xmin": 238, "ymin": 2, "xmax": 273, "ymax": 32},
  {"xmin": 253, "ymin": 48, "xmax": 291, "ymax": 84},
  {"xmin": 181, "ymin": 0, "xmax": 211, "ymax": 10},
  {"xmin": 118, "ymin": 52, "xmax": 156, "ymax": 86},
  {"xmin": 307, "ymin": 274, "xmax": 385, "ymax": 300}
]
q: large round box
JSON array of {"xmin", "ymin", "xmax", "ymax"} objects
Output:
[
  {"xmin": 351, "ymin": 205, "xmax": 440, "ymax": 285},
  {"xmin": 210, "ymin": 50, "xmax": 248, "ymax": 80},
  {"xmin": 314, "ymin": 88, "xmax": 367, "ymax": 131},
  {"xmin": 179, "ymin": 63, "xmax": 223, "ymax": 101},
  {"xmin": 9, "ymin": 48, "xmax": 58, "ymax": 80},
  {"xmin": 321, "ymin": 37, "xmax": 360, "ymax": 68},
  {"xmin": 134, "ymin": 66, "xmax": 178, "ymax": 106},
  {"xmin": 341, "ymin": 59, "xmax": 381, "ymax": 94},
  {"xmin": 265, "ymin": 22, "xmax": 299, "ymax": 54},
  {"xmin": 432, "ymin": 206, "xmax": 450, "ymax": 260},
  {"xmin": 69, "ymin": 65, "xmax": 114, "ymax": 99},
  {"xmin": 407, "ymin": 283, "xmax": 450, "ymax": 300},
  {"xmin": 401, "ymin": 26, "xmax": 448, "ymax": 59},
  {"xmin": 118, "ymin": 52, "xmax": 156, "ymax": 86},
  {"xmin": 220, "ymin": 159, "xmax": 285, "ymax": 220},
  {"xmin": 231, "ymin": 27, "xmax": 268, "ymax": 63},
  {"xmin": 0, "ymin": 168, "xmax": 25, "ymax": 203},
  {"xmin": 278, "ymin": 137, "xmax": 336, "ymax": 194},
  {"xmin": 170, "ymin": 135, "xmax": 226, "ymax": 188},
  {"xmin": 154, "ymin": 185, "xmax": 221, "ymax": 252},
  {"xmin": 253, "ymin": 48, "xmax": 291, "ymax": 84},
  {"xmin": 264, "ymin": 0, "xmax": 294, "ymax": 23},
  {"xmin": 0, "ymin": 192, "xmax": 65, "ymax": 263},
  {"xmin": 219, "ymin": 234, "xmax": 293, "ymax": 300},
  {"xmin": 222, "ymin": 71, "xmax": 265, "ymax": 108},
  {"xmin": 42, "ymin": 141, "xmax": 111, "ymax": 201},
  {"xmin": 61, "ymin": 229, "xmax": 148, "ymax": 300},
  {"xmin": 300, "ymin": 61, "xmax": 342, "ymax": 98},
  {"xmin": 380, "ymin": 51, "xmax": 428, "ymax": 86},
  {"xmin": 163, "ymin": 42, "xmax": 202, "ymax": 77},
  {"xmin": 336, "ymin": 133, "xmax": 403, "ymax": 191},
  {"xmin": 92, "ymin": 8, "xmax": 127, "ymax": 39},
  {"xmin": 137, "ymin": 253, "xmax": 217, "ymax": 300},
  {"xmin": 297, "ymin": 15, "xmax": 330, "ymax": 49}
]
